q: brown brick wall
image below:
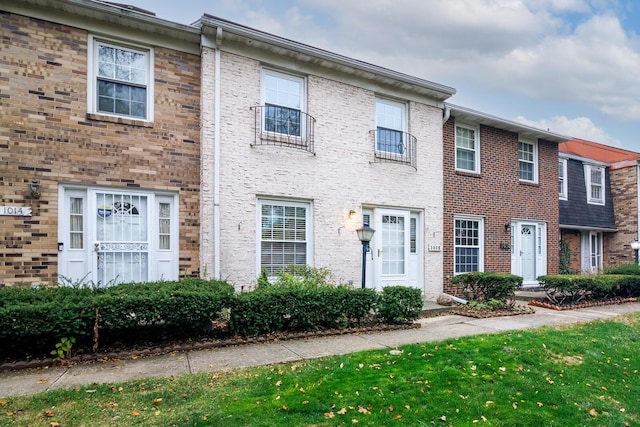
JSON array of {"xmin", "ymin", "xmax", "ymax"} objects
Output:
[
  {"xmin": 442, "ymin": 119, "xmax": 559, "ymax": 293},
  {"xmin": 560, "ymin": 230, "xmax": 581, "ymax": 273},
  {"xmin": 607, "ymin": 165, "xmax": 638, "ymax": 265},
  {"xmin": 0, "ymin": 12, "xmax": 201, "ymax": 285}
]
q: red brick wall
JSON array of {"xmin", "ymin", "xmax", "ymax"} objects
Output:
[
  {"xmin": 560, "ymin": 230, "xmax": 581, "ymax": 273},
  {"xmin": 443, "ymin": 119, "xmax": 559, "ymax": 293},
  {"xmin": 0, "ymin": 12, "xmax": 201, "ymax": 285}
]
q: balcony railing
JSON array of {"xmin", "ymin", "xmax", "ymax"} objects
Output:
[
  {"xmin": 251, "ymin": 105, "xmax": 316, "ymax": 154},
  {"xmin": 370, "ymin": 128, "xmax": 417, "ymax": 169}
]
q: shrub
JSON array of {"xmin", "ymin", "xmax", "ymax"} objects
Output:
[
  {"xmin": 537, "ymin": 274, "xmax": 640, "ymax": 304},
  {"xmin": 228, "ymin": 283, "xmax": 378, "ymax": 337},
  {"xmin": 451, "ymin": 272, "xmax": 522, "ymax": 303},
  {"xmin": 604, "ymin": 263, "xmax": 640, "ymax": 276},
  {"xmin": 377, "ymin": 286, "xmax": 423, "ymax": 324}
]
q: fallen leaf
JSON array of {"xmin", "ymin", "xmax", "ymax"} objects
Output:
[
  {"xmin": 50, "ymin": 422, "xmax": 60, "ymax": 427},
  {"xmin": 512, "ymin": 402, "xmax": 518, "ymax": 410},
  {"xmin": 589, "ymin": 409, "xmax": 598, "ymax": 417},
  {"xmin": 44, "ymin": 410, "xmax": 55, "ymax": 417},
  {"xmin": 106, "ymin": 402, "xmax": 118, "ymax": 408},
  {"xmin": 38, "ymin": 378, "xmax": 49, "ymax": 384},
  {"xmin": 276, "ymin": 380, "xmax": 282, "ymax": 386},
  {"xmin": 0, "ymin": 400, "xmax": 6, "ymax": 407},
  {"xmin": 299, "ymin": 387, "xmax": 305, "ymax": 393},
  {"xmin": 131, "ymin": 411, "xmax": 141, "ymax": 416},
  {"xmin": 537, "ymin": 402, "xmax": 543, "ymax": 407},
  {"xmin": 325, "ymin": 412, "xmax": 335, "ymax": 418},
  {"xmin": 281, "ymin": 405, "xmax": 288, "ymax": 410},
  {"xmin": 394, "ymin": 414, "xmax": 402, "ymax": 419},
  {"xmin": 152, "ymin": 398, "xmax": 162, "ymax": 406},
  {"xmin": 337, "ymin": 407, "xmax": 347, "ymax": 414},
  {"xmin": 440, "ymin": 415, "xmax": 447, "ymax": 421},
  {"xmin": 485, "ymin": 401, "xmax": 494, "ymax": 406},
  {"xmin": 358, "ymin": 406, "xmax": 370, "ymax": 414},
  {"xmin": 302, "ymin": 400, "xmax": 310, "ymax": 405}
]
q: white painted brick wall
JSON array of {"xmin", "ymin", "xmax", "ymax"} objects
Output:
[{"xmin": 202, "ymin": 48, "xmax": 444, "ymax": 300}]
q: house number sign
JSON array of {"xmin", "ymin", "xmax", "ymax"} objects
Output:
[{"xmin": 0, "ymin": 206, "xmax": 32, "ymax": 216}]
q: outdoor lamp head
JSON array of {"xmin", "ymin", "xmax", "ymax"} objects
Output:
[{"xmin": 356, "ymin": 225, "xmax": 375, "ymax": 245}]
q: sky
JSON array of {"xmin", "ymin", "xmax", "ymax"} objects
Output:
[{"xmin": 123, "ymin": 0, "xmax": 640, "ymax": 152}]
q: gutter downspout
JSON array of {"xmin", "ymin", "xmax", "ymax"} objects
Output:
[
  {"xmin": 443, "ymin": 105, "xmax": 451, "ymax": 124},
  {"xmin": 214, "ymin": 27, "xmax": 222, "ymax": 279}
]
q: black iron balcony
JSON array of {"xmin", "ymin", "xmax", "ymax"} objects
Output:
[
  {"xmin": 370, "ymin": 128, "xmax": 417, "ymax": 169},
  {"xmin": 251, "ymin": 105, "xmax": 316, "ymax": 154}
]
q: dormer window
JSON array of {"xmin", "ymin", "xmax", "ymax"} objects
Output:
[{"xmin": 586, "ymin": 165, "xmax": 605, "ymax": 205}]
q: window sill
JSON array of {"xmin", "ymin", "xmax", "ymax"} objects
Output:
[
  {"xmin": 518, "ymin": 180, "xmax": 539, "ymax": 187},
  {"xmin": 86, "ymin": 113, "xmax": 153, "ymax": 128},
  {"xmin": 455, "ymin": 170, "xmax": 481, "ymax": 178}
]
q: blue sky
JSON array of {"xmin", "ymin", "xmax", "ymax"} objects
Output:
[{"xmin": 124, "ymin": 0, "xmax": 640, "ymax": 152}]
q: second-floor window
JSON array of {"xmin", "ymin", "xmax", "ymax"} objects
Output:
[
  {"xmin": 586, "ymin": 165, "xmax": 605, "ymax": 205},
  {"xmin": 559, "ymin": 159, "xmax": 567, "ymax": 199},
  {"xmin": 518, "ymin": 139, "xmax": 538, "ymax": 183},
  {"xmin": 376, "ymin": 98, "xmax": 405, "ymax": 154},
  {"xmin": 262, "ymin": 70, "xmax": 304, "ymax": 137},
  {"xmin": 91, "ymin": 38, "xmax": 152, "ymax": 120},
  {"xmin": 455, "ymin": 123, "xmax": 479, "ymax": 173}
]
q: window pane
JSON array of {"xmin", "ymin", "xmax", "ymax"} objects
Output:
[
  {"xmin": 260, "ymin": 202, "xmax": 308, "ymax": 275},
  {"xmin": 69, "ymin": 197, "xmax": 84, "ymax": 249},
  {"xmin": 376, "ymin": 127, "xmax": 404, "ymax": 154},
  {"xmin": 454, "ymin": 218, "xmax": 481, "ymax": 273}
]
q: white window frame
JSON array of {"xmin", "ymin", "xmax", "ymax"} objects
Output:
[
  {"xmin": 375, "ymin": 97, "xmax": 407, "ymax": 155},
  {"xmin": 559, "ymin": 158, "xmax": 568, "ymax": 200},
  {"xmin": 585, "ymin": 164, "xmax": 605, "ymax": 205},
  {"xmin": 87, "ymin": 36, "xmax": 154, "ymax": 122},
  {"xmin": 455, "ymin": 122, "xmax": 480, "ymax": 173},
  {"xmin": 518, "ymin": 138, "xmax": 538, "ymax": 183},
  {"xmin": 453, "ymin": 215, "xmax": 484, "ymax": 274},
  {"xmin": 589, "ymin": 231, "xmax": 603, "ymax": 272},
  {"xmin": 256, "ymin": 198, "xmax": 313, "ymax": 277},
  {"xmin": 261, "ymin": 68, "xmax": 306, "ymax": 138}
]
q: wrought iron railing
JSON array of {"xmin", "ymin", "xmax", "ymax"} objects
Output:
[
  {"xmin": 370, "ymin": 128, "xmax": 417, "ymax": 169},
  {"xmin": 251, "ymin": 105, "xmax": 316, "ymax": 154}
]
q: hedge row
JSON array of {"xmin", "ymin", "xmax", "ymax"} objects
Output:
[
  {"xmin": 0, "ymin": 278, "xmax": 234, "ymax": 346},
  {"xmin": 537, "ymin": 274, "xmax": 640, "ymax": 305},
  {"xmin": 450, "ymin": 272, "xmax": 523, "ymax": 302},
  {"xmin": 0, "ymin": 279, "xmax": 423, "ymax": 356}
]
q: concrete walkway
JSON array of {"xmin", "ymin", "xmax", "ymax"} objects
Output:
[{"xmin": 2, "ymin": 302, "xmax": 639, "ymax": 398}]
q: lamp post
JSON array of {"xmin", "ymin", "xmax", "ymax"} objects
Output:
[
  {"xmin": 631, "ymin": 239, "xmax": 640, "ymax": 265},
  {"xmin": 356, "ymin": 225, "xmax": 375, "ymax": 289}
]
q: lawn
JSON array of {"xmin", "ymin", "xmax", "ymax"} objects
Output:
[{"xmin": 2, "ymin": 314, "xmax": 639, "ymax": 426}]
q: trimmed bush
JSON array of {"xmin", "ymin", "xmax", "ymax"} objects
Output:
[
  {"xmin": 537, "ymin": 274, "xmax": 640, "ymax": 304},
  {"xmin": 451, "ymin": 272, "xmax": 522, "ymax": 303},
  {"xmin": 228, "ymin": 283, "xmax": 378, "ymax": 337},
  {"xmin": 377, "ymin": 286, "xmax": 423, "ymax": 324}
]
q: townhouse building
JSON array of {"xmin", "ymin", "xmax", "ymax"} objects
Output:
[
  {"xmin": 2, "ymin": 0, "xmax": 572, "ymax": 299},
  {"xmin": 559, "ymin": 138, "xmax": 640, "ymax": 271},
  {"xmin": 1, "ymin": 0, "xmax": 202, "ymax": 286},
  {"xmin": 442, "ymin": 105, "xmax": 568, "ymax": 292},
  {"xmin": 196, "ymin": 16, "xmax": 454, "ymax": 299}
]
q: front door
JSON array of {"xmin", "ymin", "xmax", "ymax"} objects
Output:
[
  {"xmin": 58, "ymin": 186, "xmax": 178, "ymax": 286},
  {"xmin": 519, "ymin": 224, "xmax": 536, "ymax": 282},
  {"xmin": 93, "ymin": 191, "xmax": 149, "ymax": 285}
]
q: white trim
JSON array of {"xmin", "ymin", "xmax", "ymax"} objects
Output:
[
  {"xmin": 375, "ymin": 97, "xmax": 408, "ymax": 155},
  {"xmin": 559, "ymin": 158, "xmax": 568, "ymax": 200},
  {"xmin": 454, "ymin": 121, "xmax": 480, "ymax": 174},
  {"xmin": 584, "ymin": 164, "xmax": 605, "ymax": 205},
  {"xmin": 87, "ymin": 35, "xmax": 154, "ymax": 122},
  {"xmin": 518, "ymin": 138, "xmax": 538, "ymax": 183},
  {"xmin": 255, "ymin": 198, "xmax": 313, "ymax": 277},
  {"xmin": 453, "ymin": 214, "xmax": 484, "ymax": 274},
  {"xmin": 510, "ymin": 220, "xmax": 547, "ymax": 285}
]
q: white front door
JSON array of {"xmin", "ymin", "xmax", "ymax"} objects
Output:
[
  {"xmin": 511, "ymin": 221, "xmax": 547, "ymax": 285},
  {"xmin": 58, "ymin": 187, "xmax": 178, "ymax": 286},
  {"xmin": 93, "ymin": 191, "xmax": 149, "ymax": 285},
  {"xmin": 368, "ymin": 208, "xmax": 421, "ymax": 290},
  {"xmin": 519, "ymin": 225, "xmax": 536, "ymax": 282}
]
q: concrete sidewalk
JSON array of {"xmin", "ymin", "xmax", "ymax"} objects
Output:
[{"xmin": 2, "ymin": 302, "xmax": 639, "ymax": 398}]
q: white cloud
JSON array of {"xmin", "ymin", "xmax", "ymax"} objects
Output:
[{"xmin": 514, "ymin": 115, "xmax": 622, "ymax": 147}]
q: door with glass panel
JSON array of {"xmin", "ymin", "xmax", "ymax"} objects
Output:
[
  {"xmin": 374, "ymin": 209, "xmax": 411, "ymax": 289},
  {"xmin": 92, "ymin": 191, "xmax": 149, "ymax": 285},
  {"xmin": 519, "ymin": 224, "xmax": 536, "ymax": 282},
  {"xmin": 58, "ymin": 187, "xmax": 177, "ymax": 286}
]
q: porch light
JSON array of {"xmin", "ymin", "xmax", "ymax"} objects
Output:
[
  {"xmin": 30, "ymin": 180, "xmax": 41, "ymax": 199},
  {"xmin": 631, "ymin": 239, "xmax": 640, "ymax": 264},
  {"xmin": 356, "ymin": 225, "xmax": 375, "ymax": 289}
]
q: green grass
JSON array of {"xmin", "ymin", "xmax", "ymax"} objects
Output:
[{"xmin": 2, "ymin": 314, "xmax": 639, "ymax": 426}]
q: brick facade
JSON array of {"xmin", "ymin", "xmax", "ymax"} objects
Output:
[
  {"xmin": 0, "ymin": 11, "xmax": 201, "ymax": 285},
  {"xmin": 201, "ymin": 47, "xmax": 446, "ymax": 298},
  {"xmin": 607, "ymin": 165, "xmax": 639, "ymax": 265},
  {"xmin": 443, "ymin": 118, "xmax": 560, "ymax": 293}
]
